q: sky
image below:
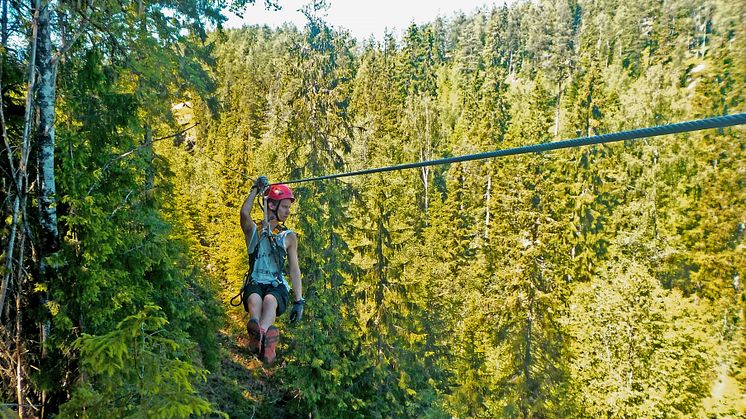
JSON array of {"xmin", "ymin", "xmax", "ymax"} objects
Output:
[{"xmin": 225, "ymin": 0, "xmax": 500, "ymax": 41}]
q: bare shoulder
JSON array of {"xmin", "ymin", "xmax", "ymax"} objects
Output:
[{"xmin": 285, "ymin": 231, "xmax": 298, "ymax": 247}]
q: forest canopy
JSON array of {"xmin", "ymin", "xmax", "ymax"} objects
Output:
[{"xmin": 1, "ymin": 0, "xmax": 744, "ymax": 417}]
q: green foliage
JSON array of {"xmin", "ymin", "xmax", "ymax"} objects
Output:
[
  {"xmin": 3, "ymin": 0, "xmax": 743, "ymax": 416},
  {"xmin": 173, "ymin": 1, "xmax": 744, "ymax": 414},
  {"xmin": 58, "ymin": 306, "xmax": 217, "ymax": 418},
  {"xmin": 0, "ymin": 0, "xmax": 235, "ymax": 411},
  {"xmin": 569, "ymin": 261, "xmax": 714, "ymax": 417}
]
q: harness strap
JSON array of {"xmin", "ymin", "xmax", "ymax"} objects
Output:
[{"xmin": 230, "ymin": 270, "xmax": 254, "ymax": 310}]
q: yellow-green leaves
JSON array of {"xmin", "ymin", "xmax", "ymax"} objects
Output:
[{"xmin": 60, "ymin": 306, "xmax": 215, "ymax": 418}]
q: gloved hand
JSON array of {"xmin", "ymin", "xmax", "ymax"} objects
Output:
[
  {"xmin": 251, "ymin": 175, "xmax": 269, "ymax": 193},
  {"xmin": 289, "ymin": 298, "xmax": 305, "ymax": 323},
  {"xmin": 255, "ymin": 175, "xmax": 269, "ymax": 190}
]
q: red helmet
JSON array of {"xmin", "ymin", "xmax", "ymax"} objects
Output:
[{"xmin": 265, "ymin": 184, "xmax": 295, "ymax": 202}]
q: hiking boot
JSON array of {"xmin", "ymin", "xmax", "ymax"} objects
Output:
[
  {"xmin": 262, "ymin": 325, "xmax": 280, "ymax": 365},
  {"xmin": 246, "ymin": 319, "xmax": 261, "ymax": 355}
]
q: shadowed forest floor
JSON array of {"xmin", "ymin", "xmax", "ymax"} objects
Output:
[{"xmin": 200, "ymin": 311, "xmax": 299, "ymax": 418}]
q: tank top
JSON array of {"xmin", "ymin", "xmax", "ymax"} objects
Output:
[{"xmin": 247, "ymin": 226, "xmax": 292, "ymax": 290}]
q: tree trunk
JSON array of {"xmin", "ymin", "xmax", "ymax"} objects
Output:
[
  {"xmin": 508, "ymin": 50, "xmax": 514, "ymax": 76},
  {"xmin": 421, "ymin": 164, "xmax": 429, "ymax": 218},
  {"xmin": 14, "ymin": 197, "xmax": 30, "ymax": 417},
  {"xmin": 373, "ymin": 200, "xmax": 387, "ymax": 399},
  {"xmin": 16, "ymin": 289, "xmax": 25, "ymax": 418},
  {"xmin": 553, "ymin": 80, "xmax": 562, "ymax": 137},
  {"xmin": 0, "ymin": 0, "xmax": 9, "ymax": 318},
  {"xmin": 14, "ymin": 207, "xmax": 31, "ymax": 417},
  {"xmin": 521, "ymin": 287, "xmax": 534, "ymax": 418},
  {"xmin": 144, "ymin": 125, "xmax": 154, "ymax": 193},
  {"xmin": 484, "ymin": 175, "xmax": 491, "ymax": 239},
  {"xmin": 37, "ymin": 0, "xmax": 59, "ymax": 257},
  {"xmin": 585, "ymin": 80, "xmax": 593, "ymax": 137},
  {"xmin": 36, "ymin": 2, "xmax": 57, "ymax": 413},
  {"xmin": 1, "ymin": 0, "xmax": 7, "ymax": 49},
  {"xmin": 0, "ymin": 194, "xmax": 19, "ymax": 318},
  {"xmin": 0, "ymin": 0, "xmax": 6, "ymax": 149},
  {"xmin": 419, "ymin": 97, "xmax": 433, "ymax": 219}
]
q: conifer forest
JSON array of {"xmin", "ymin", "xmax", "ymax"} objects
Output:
[{"xmin": 1, "ymin": 0, "xmax": 745, "ymax": 417}]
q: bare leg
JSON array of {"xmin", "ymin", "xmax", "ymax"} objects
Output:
[
  {"xmin": 246, "ymin": 293, "xmax": 264, "ymax": 354},
  {"xmin": 248, "ymin": 293, "xmax": 263, "ymax": 320},
  {"xmin": 260, "ymin": 294, "xmax": 278, "ymax": 330}
]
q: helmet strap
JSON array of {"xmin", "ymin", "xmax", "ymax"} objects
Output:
[{"xmin": 268, "ymin": 200, "xmax": 286, "ymax": 223}]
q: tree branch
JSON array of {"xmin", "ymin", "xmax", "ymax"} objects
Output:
[
  {"xmin": 191, "ymin": 145, "xmax": 248, "ymax": 180},
  {"xmin": 51, "ymin": 0, "xmax": 95, "ymax": 65},
  {"xmin": 1, "ymin": 0, "xmax": 39, "ymax": 325},
  {"xmin": 86, "ymin": 123, "xmax": 199, "ymax": 196},
  {"xmin": 74, "ymin": 3, "xmax": 128, "ymax": 57}
]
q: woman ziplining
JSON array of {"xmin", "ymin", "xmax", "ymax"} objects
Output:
[
  {"xmin": 228, "ymin": 112, "xmax": 745, "ymax": 365},
  {"xmin": 234, "ymin": 176, "xmax": 305, "ymax": 365}
]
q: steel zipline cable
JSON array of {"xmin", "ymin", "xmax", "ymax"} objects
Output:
[{"xmin": 281, "ymin": 113, "xmax": 746, "ymax": 185}]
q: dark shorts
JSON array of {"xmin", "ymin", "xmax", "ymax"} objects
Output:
[{"xmin": 245, "ymin": 282, "xmax": 289, "ymax": 315}]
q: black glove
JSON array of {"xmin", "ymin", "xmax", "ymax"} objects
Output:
[
  {"xmin": 289, "ymin": 299, "xmax": 305, "ymax": 323},
  {"xmin": 253, "ymin": 175, "xmax": 269, "ymax": 192}
]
